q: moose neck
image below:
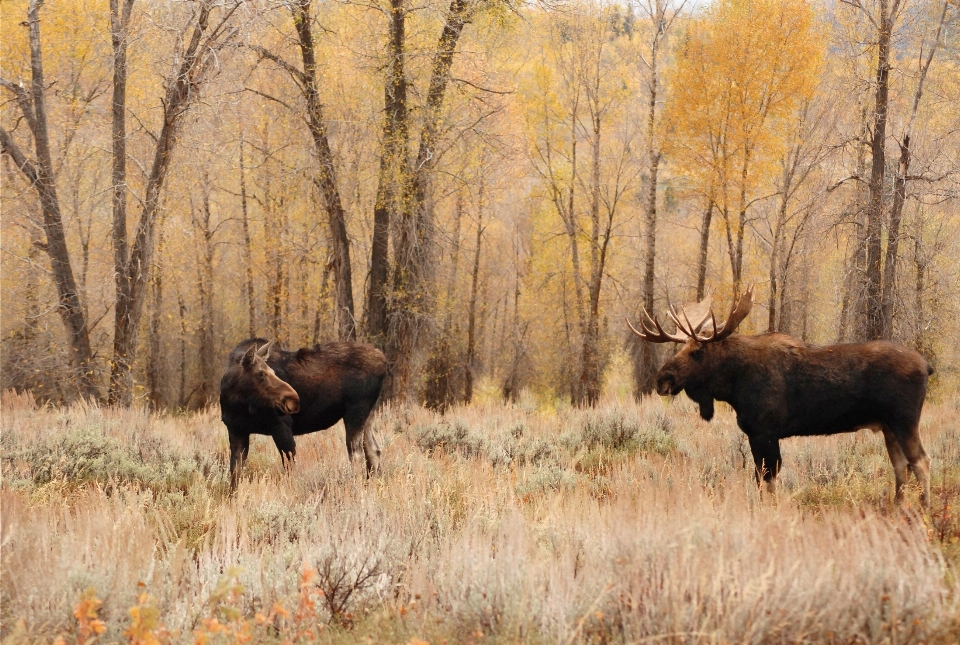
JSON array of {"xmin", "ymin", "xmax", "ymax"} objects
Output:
[{"xmin": 699, "ymin": 335, "xmax": 750, "ymax": 407}]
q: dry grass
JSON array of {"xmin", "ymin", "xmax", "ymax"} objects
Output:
[{"xmin": 2, "ymin": 388, "xmax": 959, "ymax": 644}]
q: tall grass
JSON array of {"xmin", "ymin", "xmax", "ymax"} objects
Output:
[{"xmin": 2, "ymin": 389, "xmax": 958, "ymax": 643}]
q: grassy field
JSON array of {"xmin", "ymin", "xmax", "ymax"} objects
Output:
[{"xmin": 2, "ymin": 388, "xmax": 959, "ymax": 644}]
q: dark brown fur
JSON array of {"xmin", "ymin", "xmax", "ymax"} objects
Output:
[
  {"xmin": 220, "ymin": 338, "xmax": 386, "ymax": 489},
  {"xmin": 656, "ymin": 333, "xmax": 933, "ymax": 504}
]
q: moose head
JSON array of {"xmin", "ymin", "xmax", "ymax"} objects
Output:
[
  {"xmin": 628, "ymin": 287, "xmax": 754, "ymax": 420},
  {"xmin": 232, "ymin": 340, "xmax": 300, "ymax": 415}
]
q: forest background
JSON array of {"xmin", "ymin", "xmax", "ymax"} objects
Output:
[{"xmin": 2, "ymin": 0, "xmax": 959, "ymax": 410}]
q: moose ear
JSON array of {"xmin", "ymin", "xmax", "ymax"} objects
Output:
[
  {"xmin": 257, "ymin": 340, "xmax": 274, "ymax": 359},
  {"xmin": 240, "ymin": 344, "xmax": 257, "ymax": 367}
]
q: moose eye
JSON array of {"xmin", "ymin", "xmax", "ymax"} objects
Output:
[
  {"xmin": 257, "ymin": 371, "xmax": 267, "ymax": 381},
  {"xmin": 690, "ymin": 346, "xmax": 705, "ymax": 361}
]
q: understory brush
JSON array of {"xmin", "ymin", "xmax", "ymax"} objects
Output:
[{"xmin": 2, "ymin": 389, "xmax": 959, "ymax": 643}]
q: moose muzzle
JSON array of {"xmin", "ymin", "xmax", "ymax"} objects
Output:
[
  {"xmin": 656, "ymin": 374, "xmax": 680, "ymax": 397},
  {"xmin": 279, "ymin": 393, "xmax": 300, "ymax": 415}
]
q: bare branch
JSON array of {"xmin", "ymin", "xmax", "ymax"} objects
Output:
[
  {"xmin": 451, "ymin": 76, "xmax": 512, "ymax": 95},
  {"xmin": 0, "ymin": 77, "xmax": 38, "ymax": 133},
  {"xmin": 244, "ymin": 86, "xmax": 298, "ymax": 113},
  {"xmin": 250, "ymin": 44, "xmax": 307, "ymax": 86},
  {"xmin": 0, "ymin": 126, "xmax": 40, "ymax": 186},
  {"xmin": 827, "ymin": 175, "xmax": 863, "ymax": 192}
]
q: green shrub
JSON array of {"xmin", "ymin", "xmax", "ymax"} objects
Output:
[
  {"xmin": 1, "ymin": 424, "xmax": 212, "ymax": 492},
  {"xmin": 515, "ymin": 464, "xmax": 579, "ymax": 497},
  {"xmin": 563, "ymin": 406, "xmax": 679, "ymax": 456}
]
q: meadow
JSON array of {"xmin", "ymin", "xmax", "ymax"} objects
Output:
[{"xmin": 2, "ymin": 388, "xmax": 959, "ymax": 644}]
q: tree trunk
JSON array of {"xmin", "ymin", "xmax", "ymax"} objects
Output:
[
  {"xmin": 502, "ymin": 228, "xmax": 524, "ymax": 402},
  {"xmin": 445, "ymin": 189, "xmax": 464, "ymax": 327},
  {"xmin": 696, "ymin": 200, "xmax": 714, "ymax": 301},
  {"xmin": 298, "ymin": 257, "xmax": 310, "ymax": 339},
  {"xmin": 367, "ymin": 0, "xmax": 408, "ymax": 342},
  {"xmin": 864, "ymin": 0, "xmax": 895, "ymax": 341},
  {"xmin": 108, "ymin": 0, "xmax": 136, "ymax": 403},
  {"xmin": 799, "ymin": 252, "xmax": 811, "ymax": 342},
  {"xmin": 292, "ymin": 0, "xmax": 356, "ymax": 341},
  {"xmin": 464, "ymin": 200, "xmax": 484, "ymax": 404},
  {"xmin": 768, "ymin": 226, "xmax": 781, "ymax": 333},
  {"xmin": 23, "ymin": 226, "xmax": 42, "ymax": 345},
  {"xmin": 553, "ymin": 92, "xmax": 586, "ymax": 346},
  {"xmin": 777, "ymin": 220, "xmax": 801, "ymax": 334},
  {"xmin": 838, "ymin": 105, "xmax": 872, "ymax": 341},
  {"xmin": 177, "ymin": 291, "xmax": 188, "ymax": 409},
  {"xmin": 879, "ymin": 137, "xmax": 906, "ymax": 340},
  {"xmin": 147, "ymin": 225, "xmax": 165, "ymax": 410},
  {"xmin": 77, "ymin": 212, "xmax": 92, "ymax": 309},
  {"xmin": 879, "ymin": 0, "xmax": 946, "ymax": 340},
  {"xmin": 634, "ymin": 151, "xmax": 661, "ymax": 395},
  {"xmin": 195, "ymin": 181, "xmax": 217, "ymax": 408},
  {"xmin": 314, "ymin": 263, "xmax": 331, "ymax": 345},
  {"xmin": 731, "ymin": 147, "xmax": 752, "ymax": 297},
  {"xmin": 633, "ymin": 12, "xmax": 664, "ymax": 397},
  {"xmin": 384, "ymin": 0, "xmax": 473, "ymax": 400},
  {"xmin": 110, "ymin": 0, "xmax": 239, "ymax": 405},
  {"xmin": 578, "ymin": 106, "xmax": 604, "ymax": 407},
  {"xmin": 840, "ymin": 219, "xmax": 869, "ymax": 341},
  {"xmin": 770, "ymin": 101, "xmax": 828, "ymax": 336},
  {"xmin": 769, "ymin": 154, "xmax": 795, "ymax": 332},
  {"xmin": 423, "ymin": 189, "xmax": 464, "ymax": 409},
  {"xmin": 0, "ymin": 0, "xmax": 98, "ymax": 398},
  {"xmin": 239, "ymin": 136, "xmax": 257, "ymax": 338},
  {"xmin": 266, "ymin": 190, "xmax": 285, "ymax": 345},
  {"xmin": 913, "ymin": 217, "xmax": 927, "ymax": 357}
]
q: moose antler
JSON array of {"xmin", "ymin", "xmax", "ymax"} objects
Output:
[
  {"xmin": 668, "ymin": 294, "xmax": 714, "ymax": 338},
  {"xmin": 708, "ymin": 285, "xmax": 753, "ymax": 342},
  {"xmin": 626, "ymin": 294, "xmax": 714, "ymax": 344},
  {"xmin": 625, "ymin": 308, "xmax": 690, "ymax": 343},
  {"xmin": 627, "ymin": 286, "xmax": 753, "ymax": 344}
]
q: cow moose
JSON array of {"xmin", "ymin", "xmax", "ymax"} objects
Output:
[
  {"xmin": 219, "ymin": 338, "xmax": 386, "ymax": 489},
  {"xmin": 629, "ymin": 287, "xmax": 934, "ymax": 505}
]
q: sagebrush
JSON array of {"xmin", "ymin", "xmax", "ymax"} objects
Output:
[{"xmin": 2, "ymin": 389, "xmax": 959, "ymax": 643}]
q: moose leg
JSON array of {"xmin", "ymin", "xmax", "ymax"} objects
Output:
[
  {"xmin": 748, "ymin": 436, "xmax": 782, "ymax": 497},
  {"xmin": 344, "ymin": 409, "xmax": 380, "ymax": 477},
  {"xmin": 344, "ymin": 420, "xmax": 364, "ymax": 466},
  {"xmin": 229, "ymin": 432, "xmax": 250, "ymax": 491},
  {"xmin": 361, "ymin": 416, "xmax": 381, "ymax": 476},
  {"xmin": 898, "ymin": 425, "xmax": 931, "ymax": 507},
  {"xmin": 882, "ymin": 428, "xmax": 910, "ymax": 504},
  {"xmin": 272, "ymin": 422, "xmax": 297, "ymax": 473}
]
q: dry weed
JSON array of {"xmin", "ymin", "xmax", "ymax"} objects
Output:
[{"xmin": 2, "ymin": 394, "xmax": 958, "ymax": 643}]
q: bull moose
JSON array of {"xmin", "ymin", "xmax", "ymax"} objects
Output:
[
  {"xmin": 629, "ymin": 287, "xmax": 933, "ymax": 505},
  {"xmin": 219, "ymin": 338, "xmax": 386, "ymax": 489}
]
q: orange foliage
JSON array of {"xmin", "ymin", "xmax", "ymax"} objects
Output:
[
  {"xmin": 51, "ymin": 566, "xmax": 332, "ymax": 645},
  {"xmin": 73, "ymin": 587, "xmax": 107, "ymax": 644},
  {"xmin": 125, "ymin": 592, "xmax": 170, "ymax": 645}
]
